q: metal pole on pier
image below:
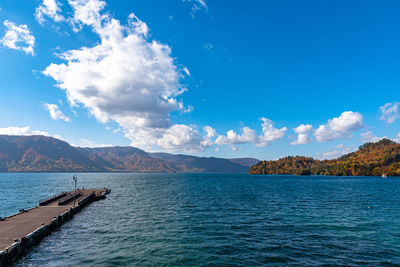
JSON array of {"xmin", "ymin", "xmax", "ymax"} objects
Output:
[{"xmin": 73, "ymin": 175, "xmax": 77, "ymax": 207}]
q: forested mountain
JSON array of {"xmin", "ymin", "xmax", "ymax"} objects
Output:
[
  {"xmin": 249, "ymin": 139, "xmax": 400, "ymax": 176},
  {"xmin": 0, "ymin": 135, "xmax": 252, "ymax": 173},
  {"xmin": 227, "ymin": 158, "xmax": 259, "ymax": 167},
  {"xmin": 0, "ymin": 135, "xmax": 102, "ymax": 172},
  {"xmin": 150, "ymin": 153, "xmax": 256, "ymax": 172}
]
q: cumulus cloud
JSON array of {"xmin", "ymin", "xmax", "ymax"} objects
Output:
[
  {"xmin": 35, "ymin": 0, "xmax": 64, "ymax": 25},
  {"xmin": 379, "ymin": 102, "xmax": 400, "ymax": 124},
  {"xmin": 0, "ymin": 126, "xmax": 66, "ymax": 141},
  {"xmin": 0, "ymin": 126, "xmax": 48, "ymax": 136},
  {"xmin": 0, "ymin": 126, "xmax": 66, "ymax": 140},
  {"xmin": 318, "ymin": 144, "xmax": 353, "ymax": 160},
  {"xmin": 78, "ymin": 139, "xmax": 112, "ymax": 148},
  {"xmin": 291, "ymin": 124, "xmax": 313, "ymax": 145},
  {"xmin": 201, "ymin": 126, "xmax": 216, "ymax": 147},
  {"xmin": 44, "ymin": 103, "xmax": 71, "ymax": 122},
  {"xmin": 182, "ymin": 0, "xmax": 207, "ymax": 17},
  {"xmin": 215, "ymin": 127, "xmax": 257, "ymax": 146},
  {"xmin": 43, "ymin": 0, "xmax": 210, "ymax": 152},
  {"xmin": 360, "ymin": 131, "xmax": 385, "ymax": 143},
  {"xmin": 258, "ymin": 118, "xmax": 287, "ymax": 146},
  {"xmin": 67, "ymin": 0, "xmax": 107, "ymax": 32},
  {"xmin": 314, "ymin": 111, "xmax": 363, "ymax": 142},
  {"xmin": 1, "ymin": 20, "xmax": 35, "ymax": 55},
  {"xmin": 215, "ymin": 118, "xmax": 287, "ymax": 148},
  {"xmin": 156, "ymin": 124, "xmax": 203, "ymax": 152},
  {"xmin": 39, "ymin": 0, "xmax": 285, "ymax": 152}
]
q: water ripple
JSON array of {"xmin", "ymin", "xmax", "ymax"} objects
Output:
[{"xmin": 0, "ymin": 173, "xmax": 399, "ymax": 266}]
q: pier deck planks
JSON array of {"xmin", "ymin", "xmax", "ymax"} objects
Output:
[{"xmin": 0, "ymin": 189, "xmax": 109, "ymax": 252}]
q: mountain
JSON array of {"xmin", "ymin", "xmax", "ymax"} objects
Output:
[
  {"xmin": 227, "ymin": 158, "xmax": 259, "ymax": 167},
  {"xmin": 0, "ymin": 135, "xmax": 103, "ymax": 172},
  {"xmin": 80, "ymin": 147, "xmax": 180, "ymax": 172},
  {"xmin": 0, "ymin": 135, "xmax": 250, "ymax": 173},
  {"xmin": 249, "ymin": 139, "xmax": 400, "ymax": 176},
  {"xmin": 150, "ymin": 153, "xmax": 252, "ymax": 173}
]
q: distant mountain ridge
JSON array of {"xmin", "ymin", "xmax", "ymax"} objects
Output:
[
  {"xmin": 249, "ymin": 139, "xmax": 400, "ymax": 176},
  {"xmin": 227, "ymin": 158, "xmax": 259, "ymax": 167},
  {"xmin": 0, "ymin": 135, "xmax": 257, "ymax": 173}
]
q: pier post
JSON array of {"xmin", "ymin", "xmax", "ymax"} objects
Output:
[{"xmin": 73, "ymin": 175, "xmax": 77, "ymax": 207}]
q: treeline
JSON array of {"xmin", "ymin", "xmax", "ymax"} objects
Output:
[{"xmin": 249, "ymin": 139, "xmax": 400, "ymax": 176}]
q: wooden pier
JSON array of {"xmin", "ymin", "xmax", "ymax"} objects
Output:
[{"xmin": 0, "ymin": 188, "xmax": 111, "ymax": 266}]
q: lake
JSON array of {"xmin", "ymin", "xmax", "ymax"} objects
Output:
[{"xmin": 1, "ymin": 173, "xmax": 400, "ymax": 266}]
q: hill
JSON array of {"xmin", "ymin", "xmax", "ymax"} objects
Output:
[
  {"xmin": 227, "ymin": 158, "xmax": 259, "ymax": 167},
  {"xmin": 0, "ymin": 135, "xmax": 103, "ymax": 172},
  {"xmin": 0, "ymin": 135, "xmax": 252, "ymax": 173},
  {"xmin": 150, "ymin": 153, "xmax": 253, "ymax": 173},
  {"xmin": 249, "ymin": 139, "xmax": 400, "ymax": 176},
  {"xmin": 81, "ymin": 147, "xmax": 180, "ymax": 173}
]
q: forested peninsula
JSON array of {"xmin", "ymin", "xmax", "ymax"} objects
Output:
[{"xmin": 249, "ymin": 139, "xmax": 400, "ymax": 176}]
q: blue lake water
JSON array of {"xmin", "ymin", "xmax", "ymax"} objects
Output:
[{"xmin": 1, "ymin": 173, "xmax": 400, "ymax": 266}]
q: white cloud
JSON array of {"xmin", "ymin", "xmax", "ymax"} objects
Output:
[
  {"xmin": 318, "ymin": 144, "xmax": 353, "ymax": 160},
  {"xmin": 394, "ymin": 133, "xmax": 400, "ymax": 143},
  {"xmin": 360, "ymin": 131, "xmax": 385, "ymax": 143},
  {"xmin": 40, "ymin": 1, "xmax": 286, "ymax": 153},
  {"xmin": 44, "ymin": 103, "xmax": 71, "ymax": 122},
  {"xmin": 314, "ymin": 111, "xmax": 363, "ymax": 142},
  {"xmin": 156, "ymin": 124, "xmax": 203, "ymax": 152},
  {"xmin": 1, "ymin": 20, "xmax": 35, "ymax": 55},
  {"xmin": 183, "ymin": 67, "xmax": 191, "ymax": 76},
  {"xmin": 43, "ymin": 0, "xmax": 208, "ymax": 151},
  {"xmin": 379, "ymin": 102, "xmax": 400, "ymax": 124},
  {"xmin": 291, "ymin": 124, "xmax": 313, "ymax": 145},
  {"xmin": 67, "ymin": 0, "xmax": 108, "ymax": 32},
  {"xmin": 215, "ymin": 127, "xmax": 257, "ymax": 146},
  {"xmin": 78, "ymin": 138, "xmax": 112, "ymax": 148},
  {"xmin": 35, "ymin": 0, "xmax": 64, "ymax": 25},
  {"xmin": 182, "ymin": 0, "xmax": 207, "ymax": 17},
  {"xmin": 258, "ymin": 118, "xmax": 287, "ymax": 146},
  {"xmin": 215, "ymin": 118, "xmax": 287, "ymax": 148},
  {"xmin": 0, "ymin": 126, "xmax": 65, "ymax": 142},
  {"xmin": 0, "ymin": 126, "xmax": 49, "ymax": 136},
  {"xmin": 124, "ymin": 124, "xmax": 215, "ymax": 152},
  {"xmin": 201, "ymin": 126, "xmax": 216, "ymax": 147}
]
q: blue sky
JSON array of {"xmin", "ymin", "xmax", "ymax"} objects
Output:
[{"xmin": 0, "ymin": 0, "xmax": 399, "ymax": 160}]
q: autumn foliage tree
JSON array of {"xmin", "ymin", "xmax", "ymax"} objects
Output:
[{"xmin": 249, "ymin": 139, "xmax": 400, "ymax": 177}]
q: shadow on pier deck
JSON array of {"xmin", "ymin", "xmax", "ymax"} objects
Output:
[{"xmin": 0, "ymin": 188, "xmax": 110, "ymax": 266}]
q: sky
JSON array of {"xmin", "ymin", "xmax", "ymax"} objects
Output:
[{"xmin": 0, "ymin": 0, "xmax": 399, "ymax": 160}]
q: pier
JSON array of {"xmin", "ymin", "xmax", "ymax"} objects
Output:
[{"xmin": 0, "ymin": 188, "xmax": 111, "ymax": 266}]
